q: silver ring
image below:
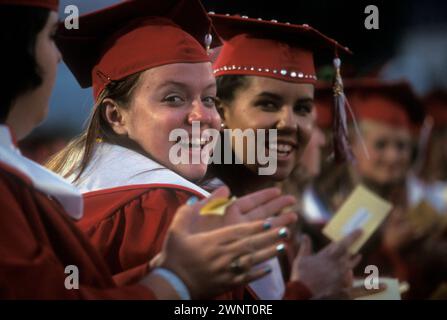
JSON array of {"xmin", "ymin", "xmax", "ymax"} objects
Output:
[{"xmin": 229, "ymin": 258, "xmax": 245, "ymax": 274}]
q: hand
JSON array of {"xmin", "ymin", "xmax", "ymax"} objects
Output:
[
  {"xmin": 382, "ymin": 208, "xmax": 422, "ymax": 252},
  {"xmin": 290, "ymin": 231, "xmax": 362, "ymax": 299},
  {"xmin": 186, "ymin": 186, "xmax": 297, "ymax": 234},
  {"xmin": 148, "ymin": 195, "xmax": 297, "ymax": 299}
]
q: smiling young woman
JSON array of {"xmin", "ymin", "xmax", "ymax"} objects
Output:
[
  {"xmin": 0, "ymin": 0, "xmax": 296, "ymax": 300},
  {"xmin": 46, "ymin": 0, "xmax": 300, "ymax": 300},
  {"xmin": 199, "ymin": 14, "xmax": 364, "ymax": 300}
]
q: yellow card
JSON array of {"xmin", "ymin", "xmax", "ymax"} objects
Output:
[
  {"xmin": 353, "ymin": 277, "xmax": 401, "ymax": 300},
  {"xmin": 200, "ymin": 197, "xmax": 237, "ymax": 216},
  {"xmin": 322, "ymin": 185, "xmax": 393, "ymax": 254}
]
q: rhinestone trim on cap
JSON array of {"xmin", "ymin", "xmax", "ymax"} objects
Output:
[{"xmin": 213, "ymin": 65, "xmax": 317, "ymax": 80}]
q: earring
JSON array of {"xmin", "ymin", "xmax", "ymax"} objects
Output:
[{"xmin": 220, "ymin": 123, "xmax": 225, "ymax": 129}]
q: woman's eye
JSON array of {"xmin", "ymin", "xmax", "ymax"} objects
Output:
[
  {"xmin": 256, "ymin": 100, "xmax": 279, "ymax": 110},
  {"xmin": 202, "ymin": 96, "xmax": 219, "ymax": 108},
  {"xmin": 374, "ymin": 140, "xmax": 386, "ymax": 150},
  {"xmin": 395, "ymin": 140, "xmax": 410, "ymax": 152},
  {"xmin": 294, "ymin": 103, "xmax": 312, "ymax": 115},
  {"xmin": 164, "ymin": 95, "xmax": 184, "ymax": 105}
]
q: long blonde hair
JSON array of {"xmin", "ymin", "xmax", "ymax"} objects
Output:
[{"xmin": 46, "ymin": 72, "xmax": 142, "ymax": 181}]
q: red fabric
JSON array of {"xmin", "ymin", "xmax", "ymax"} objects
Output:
[
  {"xmin": 211, "ymin": 14, "xmax": 350, "ymax": 84},
  {"xmin": 283, "ymin": 281, "xmax": 313, "ymax": 300},
  {"xmin": 80, "ymin": 185, "xmax": 310, "ymax": 300},
  {"xmin": 79, "ymin": 187, "xmax": 197, "ymax": 277},
  {"xmin": 424, "ymin": 90, "xmax": 447, "ymax": 128},
  {"xmin": 79, "ymin": 186, "xmax": 239, "ymax": 299},
  {"xmin": 0, "ymin": 162, "xmax": 154, "ymax": 299},
  {"xmin": 90, "ymin": 18, "xmax": 210, "ymax": 99},
  {"xmin": 214, "ymin": 34, "xmax": 316, "ymax": 84},
  {"xmin": 0, "ymin": 0, "xmax": 58, "ymax": 11},
  {"xmin": 350, "ymin": 94, "xmax": 411, "ymax": 129},
  {"xmin": 56, "ymin": 0, "xmax": 220, "ymax": 99},
  {"xmin": 342, "ymin": 79, "xmax": 424, "ymax": 132}
]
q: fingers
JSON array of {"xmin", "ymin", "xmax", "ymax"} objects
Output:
[
  {"xmin": 171, "ymin": 187, "xmax": 230, "ymax": 232},
  {"xmin": 243, "ymin": 195, "xmax": 296, "ymax": 221},
  {"xmin": 224, "ymin": 225, "xmax": 290, "ymax": 256},
  {"xmin": 169, "ymin": 201, "xmax": 196, "ymax": 232},
  {"xmin": 231, "ymin": 243, "xmax": 287, "ymax": 282},
  {"xmin": 264, "ymin": 212, "xmax": 297, "ymax": 229},
  {"xmin": 203, "ymin": 201, "xmax": 298, "ymax": 244},
  {"xmin": 348, "ymin": 254, "xmax": 362, "ymax": 269},
  {"xmin": 230, "ymin": 187, "xmax": 282, "ymax": 213},
  {"xmin": 193, "ymin": 186, "xmax": 230, "ymax": 211},
  {"xmin": 232, "ymin": 265, "xmax": 272, "ymax": 286},
  {"xmin": 330, "ymin": 230, "xmax": 363, "ymax": 257},
  {"xmin": 201, "ymin": 219, "xmax": 269, "ymax": 244}
]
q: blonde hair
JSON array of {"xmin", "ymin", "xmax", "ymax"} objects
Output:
[{"xmin": 46, "ymin": 72, "xmax": 142, "ymax": 180}]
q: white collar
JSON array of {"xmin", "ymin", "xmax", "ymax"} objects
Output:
[
  {"xmin": 0, "ymin": 125, "xmax": 83, "ymax": 219},
  {"xmin": 70, "ymin": 143, "xmax": 209, "ymax": 197}
]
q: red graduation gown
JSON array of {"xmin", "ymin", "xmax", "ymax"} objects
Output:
[
  {"xmin": 78, "ymin": 185, "xmax": 312, "ymax": 300},
  {"xmin": 0, "ymin": 162, "xmax": 154, "ymax": 299}
]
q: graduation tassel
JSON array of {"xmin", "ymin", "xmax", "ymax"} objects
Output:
[
  {"xmin": 332, "ymin": 56, "xmax": 369, "ymax": 163},
  {"xmin": 332, "ymin": 57, "xmax": 353, "ymax": 163},
  {"xmin": 204, "ymin": 25, "xmax": 213, "ymax": 55}
]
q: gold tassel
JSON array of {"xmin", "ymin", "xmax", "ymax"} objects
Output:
[{"xmin": 332, "ymin": 57, "xmax": 369, "ymax": 163}]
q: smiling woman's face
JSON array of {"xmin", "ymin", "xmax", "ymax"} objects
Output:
[
  {"xmin": 221, "ymin": 76, "xmax": 314, "ymax": 181},
  {"xmin": 115, "ymin": 62, "xmax": 221, "ymax": 182},
  {"xmin": 353, "ymin": 120, "xmax": 413, "ymax": 186}
]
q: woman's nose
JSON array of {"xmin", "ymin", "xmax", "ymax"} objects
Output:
[{"xmin": 187, "ymin": 100, "xmax": 213, "ymax": 125}]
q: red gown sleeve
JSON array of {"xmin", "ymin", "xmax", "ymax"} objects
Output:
[
  {"xmin": 0, "ymin": 172, "xmax": 155, "ymax": 299},
  {"xmin": 79, "ymin": 187, "xmax": 194, "ymax": 284}
]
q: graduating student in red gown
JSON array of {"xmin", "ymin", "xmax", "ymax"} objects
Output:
[
  {"xmin": 203, "ymin": 14, "xmax": 365, "ymax": 299},
  {"xmin": 47, "ymin": 0, "xmax": 302, "ymax": 299},
  {"xmin": 0, "ymin": 0, "xmax": 297, "ymax": 300}
]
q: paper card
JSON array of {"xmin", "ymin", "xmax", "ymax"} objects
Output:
[
  {"xmin": 200, "ymin": 197, "xmax": 236, "ymax": 216},
  {"xmin": 353, "ymin": 277, "xmax": 401, "ymax": 300},
  {"xmin": 323, "ymin": 184, "xmax": 392, "ymax": 254}
]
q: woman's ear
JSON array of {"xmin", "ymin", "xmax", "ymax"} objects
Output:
[
  {"xmin": 102, "ymin": 98, "xmax": 128, "ymax": 135},
  {"xmin": 218, "ymin": 101, "xmax": 233, "ymax": 125},
  {"xmin": 216, "ymin": 102, "xmax": 225, "ymax": 121}
]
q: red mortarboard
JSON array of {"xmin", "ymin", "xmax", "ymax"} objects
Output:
[
  {"xmin": 57, "ymin": 0, "xmax": 221, "ymax": 100},
  {"xmin": 210, "ymin": 13, "xmax": 351, "ymax": 84},
  {"xmin": 424, "ymin": 90, "xmax": 447, "ymax": 128},
  {"xmin": 343, "ymin": 79, "xmax": 425, "ymax": 132},
  {"xmin": 0, "ymin": 0, "xmax": 58, "ymax": 10}
]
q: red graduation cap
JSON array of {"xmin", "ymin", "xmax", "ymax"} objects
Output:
[
  {"xmin": 57, "ymin": 0, "xmax": 221, "ymax": 100},
  {"xmin": 343, "ymin": 79, "xmax": 425, "ymax": 132},
  {"xmin": 0, "ymin": 0, "xmax": 58, "ymax": 10},
  {"xmin": 210, "ymin": 13, "xmax": 351, "ymax": 84},
  {"xmin": 424, "ymin": 89, "xmax": 447, "ymax": 128}
]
